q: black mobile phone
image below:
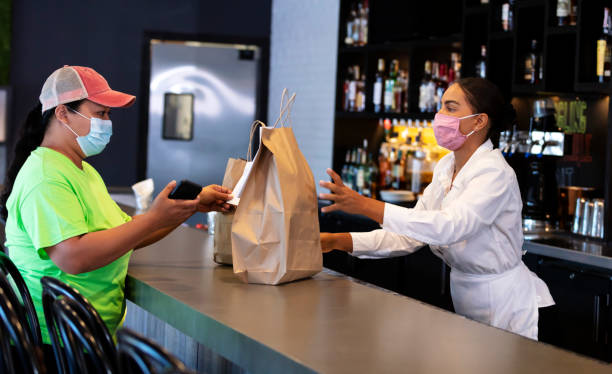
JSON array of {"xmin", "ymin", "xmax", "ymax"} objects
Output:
[{"xmin": 168, "ymin": 180, "xmax": 202, "ymax": 200}]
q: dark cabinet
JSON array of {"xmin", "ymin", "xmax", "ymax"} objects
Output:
[{"xmin": 525, "ymin": 253, "xmax": 612, "ymax": 362}]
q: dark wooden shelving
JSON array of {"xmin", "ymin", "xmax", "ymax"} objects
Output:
[
  {"xmin": 489, "ymin": 31, "xmax": 515, "ymax": 40},
  {"xmin": 464, "ymin": 5, "xmax": 489, "ymax": 15},
  {"xmin": 574, "ymin": 82, "xmax": 612, "ymax": 95},
  {"xmin": 547, "ymin": 26, "xmax": 577, "ymax": 35},
  {"xmin": 512, "ymin": 82, "xmax": 546, "ymax": 94},
  {"xmin": 338, "ymin": 46, "xmax": 370, "ymax": 54}
]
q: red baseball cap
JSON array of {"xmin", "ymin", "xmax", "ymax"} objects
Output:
[{"xmin": 39, "ymin": 65, "xmax": 136, "ymax": 112}]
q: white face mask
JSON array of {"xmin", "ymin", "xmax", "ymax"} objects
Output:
[{"xmin": 62, "ymin": 108, "xmax": 113, "ymax": 157}]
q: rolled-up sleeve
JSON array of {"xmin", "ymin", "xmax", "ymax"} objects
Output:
[
  {"xmin": 349, "ymin": 188, "xmax": 431, "ymax": 259},
  {"xmin": 351, "ymin": 229, "xmax": 425, "ymax": 258}
]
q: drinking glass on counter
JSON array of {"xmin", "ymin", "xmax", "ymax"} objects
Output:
[{"xmin": 572, "ymin": 197, "xmax": 604, "ymax": 239}]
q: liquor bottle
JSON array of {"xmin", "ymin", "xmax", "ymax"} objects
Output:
[
  {"xmin": 348, "ymin": 147, "xmax": 359, "ymax": 189},
  {"xmin": 348, "ymin": 65, "xmax": 359, "ymax": 111},
  {"xmin": 411, "ymin": 147, "xmax": 426, "ymax": 194},
  {"xmin": 435, "ymin": 64, "xmax": 448, "ymax": 112},
  {"xmin": 341, "ymin": 149, "xmax": 351, "ymax": 183},
  {"xmin": 426, "ymin": 62, "xmax": 437, "ymax": 112},
  {"xmin": 524, "ymin": 40, "xmax": 540, "ymax": 84},
  {"xmin": 356, "ymin": 2, "xmax": 364, "ymax": 46},
  {"xmin": 502, "ymin": 1, "xmax": 515, "ymax": 32},
  {"xmin": 502, "ymin": 2, "xmax": 510, "ymax": 31},
  {"xmin": 401, "ymin": 70, "xmax": 409, "ymax": 113},
  {"xmin": 378, "ymin": 147, "xmax": 391, "ymax": 191},
  {"xmin": 367, "ymin": 152, "xmax": 378, "ymax": 198},
  {"xmin": 345, "ymin": 5, "xmax": 356, "ymax": 45},
  {"xmin": 343, "ymin": 66, "xmax": 353, "ymax": 111},
  {"xmin": 356, "ymin": 74, "xmax": 366, "ymax": 112},
  {"xmin": 508, "ymin": 1, "xmax": 515, "ymax": 31},
  {"xmin": 363, "ymin": 0, "xmax": 369, "ymax": 45},
  {"xmin": 451, "ymin": 52, "xmax": 462, "ymax": 80},
  {"xmin": 356, "ymin": 147, "xmax": 365, "ymax": 194},
  {"xmin": 358, "ymin": 1, "xmax": 369, "ymax": 46},
  {"xmin": 384, "ymin": 60, "xmax": 398, "ymax": 112},
  {"xmin": 557, "ymin": 0, "xmax": 570, "ymax": 26},
  {"xmin": 383, "ymin": 118, "xmax": 392, "ymax": 141},
  {"xmin": 393, "ymin": 65, "xmax": 402, "ymax": 113},
  {"xmin": 597, "ymin": 8, "xmax": 611, "ymax": 83},
  {"xmin": 373, "ymin": 58, "xmax": 385, "ymax": 113},
  {"xmin": 352, "ymin": 3, "xmax": 361, "ymax": 46},
  {"xmin": 570, "ymin": 0, "xmax": 577, "ymax": 26},
  {"xmin": 419, "ymin": 61, "xmax": 430, "ymax": 113},
  {"xmin": 476, "ymin": 45, "xmax": 487, "ymax": 79},
  {"xmin": 392, "ymin": 149, "xmax": 404, "ymax": 190}
]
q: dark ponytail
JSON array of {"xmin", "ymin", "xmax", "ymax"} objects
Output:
[
  {"xmin": 0, "ymin": 100, "xmax": 84, "ymax": 220},
  {"xmin": 453, "ymin": 77, "xmax": 516, "ymax": 147}
]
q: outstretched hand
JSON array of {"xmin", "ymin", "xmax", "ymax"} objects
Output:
[{"xmin": 318, "ymin": 168, "xmax": 365, "ymax": 215}]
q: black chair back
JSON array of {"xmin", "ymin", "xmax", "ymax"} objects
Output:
[
  {"xmin": 117, "ymin": 328, "xmax": 194, "ymax": 374},
  {"xmin": 41, "ymin": 276, "xmax": 117, "ymax": 374},
  {"xmin": 52, "ymin": 296, "xmax": 116, "ymax": 374},
  {"xmin": 0, "ymin": 273, "xmax": 45, "ymax": 374},
  {"xmin": 0, "ymin": 251, "xmax": 42, "ymax": 346}
]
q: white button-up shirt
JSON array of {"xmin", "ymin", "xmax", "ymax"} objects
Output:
[
  {"xmin": 352, "ymin": 139, "xmax": 524, "ymax": 275},
  {"xmin": 350, "ymin": 139, "xmax": 554, "ymax": 339}
]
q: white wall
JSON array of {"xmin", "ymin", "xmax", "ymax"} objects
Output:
[{"xmin": 268, "ymin": 0, "xmax": 340, "ymax": 192}]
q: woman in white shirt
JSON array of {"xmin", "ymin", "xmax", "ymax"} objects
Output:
[{"xmin": 319, "ymin": 77, "xmax": 553, "ymax": 340}]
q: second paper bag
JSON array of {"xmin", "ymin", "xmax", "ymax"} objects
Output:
[{"xmin": 231, "ymin": 126, "xmax": 322, "ymax": 285}]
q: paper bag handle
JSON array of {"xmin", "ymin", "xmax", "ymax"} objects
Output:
[
  {"xmin": 272, "ymin": 88, "xmax": 296, "ymax": 128},
  {"xmin": 247, "ymin": 120, "xmax": 266, "ymax": 162}
]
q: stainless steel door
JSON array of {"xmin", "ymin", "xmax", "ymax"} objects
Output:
[{"xmin": 147, "ymin": 40, "xmax": 260, "ymax": 194}]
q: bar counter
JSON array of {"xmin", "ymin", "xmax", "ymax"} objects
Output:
[{"xmin": 125, "ymin": 225, "xmax": 611, "ymax": 373}]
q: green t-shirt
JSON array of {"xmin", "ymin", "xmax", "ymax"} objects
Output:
[{"xmin": 4, "ymin": 147, "xmax": 132, "ymax": 344}]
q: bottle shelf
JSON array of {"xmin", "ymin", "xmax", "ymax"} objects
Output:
[
  {"xmin": 547, "ymin": 26, "xmax": 577, "ymax": 35},
  {"xmin": 339, "ymin": 45, "xmax": 370, "ymax": 54},
  {"xmin": 489, "ymin": 31, "xmax": 515, "ymax": 40},
  {"xmin": 512, "ymin": 82, "xmax": 546, "ymax": 94},
  {"xmin": 574, "ymin": 82, "xmax": 611, "ymax": 95},
  {"xmin": 464, "ymin": 6, "xmax": 489, "ymax": 16},
  {"xmin": 339, "ymin": 36, "xmax": 462, "ymax": 55},
  {"xmin": 335, "ymin": 111, "xmax": 435, "ymax": 120}
]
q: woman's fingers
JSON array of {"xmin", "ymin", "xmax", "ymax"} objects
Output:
[
  {"xmin": 326, "ymin": 168, "xmax": 344, "ymax": 186},
  {"xmin": 319, "ymin": 180, "xmax": 340, "ymax": 193},
  {"xmin": 318, "ymin": 193, "xmax": 337, "ymax": 201},
  {"xmin": 320, "ymin": 203, "xmax": 340, "ymax": 213}
]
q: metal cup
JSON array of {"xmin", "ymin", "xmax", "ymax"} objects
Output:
[
  {"xmin": 580, "ymin": 200, "xmax": 594, "ymax": 236},
  {"xmin": 572, "ymin": 197, "xmax": 586, "ymax": 234},
  {"xmin": 590, "ymin": 199, "xmax": 605, "ymax": 239}
]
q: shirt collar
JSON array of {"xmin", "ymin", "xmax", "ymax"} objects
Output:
[{"xmin": 439, "ymin": 139, "xmax": 494, "ymax": 192}]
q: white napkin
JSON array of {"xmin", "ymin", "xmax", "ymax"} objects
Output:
[{"xmin": 132, "ymin": 178, "xmax": 154, "ymax": 211}]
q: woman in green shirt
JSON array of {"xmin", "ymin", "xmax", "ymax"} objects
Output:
[{"xmin": 0, "ymin": 66, "xmax": 233, "ymax": 348}]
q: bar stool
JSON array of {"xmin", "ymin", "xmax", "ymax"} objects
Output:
[
  {"xmin": 41, "ymin": 276, "xmax": 118, "ymax": 373},
  {"xmin": 0, "ymin": 272, "xmax": 45, "ymax": 374},
  {"xmin": 52, "ymin": 296, "xmax": 116, "ymax": 373},
  {"xmin": 0, "ymin": 251, "xmax": 42, "ymax": 346},
  {"xmin": 117, "ymin": 328, "xmax": 195, "ymax": 374}
]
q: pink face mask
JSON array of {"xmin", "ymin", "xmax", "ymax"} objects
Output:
[{"xmin": 432, "ymin": 112, "xmax": 481, "ymax": 151}]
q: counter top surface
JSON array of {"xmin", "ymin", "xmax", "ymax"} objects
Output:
[
  {"xmin": 126, "ymin": 225, "xmax": 611, "ymax": 374},
  {"xmin": 524, "ymin": 234, "xmax": 612, "ymax": 271}
]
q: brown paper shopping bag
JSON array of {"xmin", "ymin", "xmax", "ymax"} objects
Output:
[
  {"xmin": 213, "ymin": 158, "xmax": 247, "ymax": 265},
  {"xmin": 231, "ymin": 90, "xmax": 322, "ymax": 285}
]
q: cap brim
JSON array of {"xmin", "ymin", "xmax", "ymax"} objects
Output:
[{"xmin": 88, "ymin": 89, "xmax": 136, "ymax": 108}]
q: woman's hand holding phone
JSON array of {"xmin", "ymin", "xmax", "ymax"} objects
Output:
[{"xmin": 147, "ymin": 181, "xmax": 199, "ymax": 229}]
